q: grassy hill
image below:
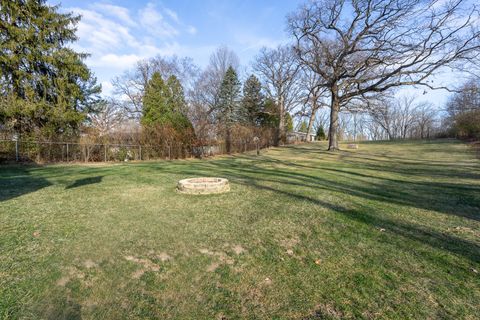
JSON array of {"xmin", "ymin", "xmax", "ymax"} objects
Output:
[{"xmin": 1, "ymin": 140, "xmax": 479, "ymax": 319}]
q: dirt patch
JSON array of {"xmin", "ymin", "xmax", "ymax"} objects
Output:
[
  {"xmin": 132, "ymin": 269, "xmax": 146, "ymax": 279},
  {"xmin": 307, "ymin": 303, "xmax": 345, "ymax": 319},
  {"xmin": 56, "ymin": 276, "xmax": 70, "ymax": 287},
  {"xmin": 199, "ymin": 248, "xmax": 214, "ymax": 255},
  {"xmin": 232, "ymin": 245, "xmax": 246, "ymax": 255},
  {"xmin": 56, "ymin": 266, "xmax": 85, "ymax": 287},
  {"xmin": 200, "ymin": 248, "xmax": 237, "ymax": 271},
  {"xmin": 124, "ymin": 255, "xmax": 161, "ymax": 278},
  {"xmin": 206, "ymin": 262, "xmax": 220, "ymax": 272},
  {"xmin": 156, "ymin": 252, "xmax": 172, "ymax": 262},
  {"xmin": 83, "ymin": 259, "xmax": 97, "ymax": 269},
  {"xmin": 279, "ymin": 237, "xmax": 300, "ymax": 249}
]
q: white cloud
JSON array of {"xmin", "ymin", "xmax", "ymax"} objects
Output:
[
  {"xmin": 92, "ymin": 3, "xmax": 136, "ymax": 27},
  {"xmin": 164, "ymin": 8, "xmax": 179, "ymax": 23},
  {"xmin": 72, "ymin": 7, "xmax": 139, "ymax": 53},
  {"xmin": 89, "ymin": 53, "xmax": 142, "ymax": 69},
  {"xmin": 187, "ymin": 26, "xmax": 197, "ymax": 35},
  {"xmin": 63, "ymin": 2, "xmax": 203, "ymax": 96},
  {"xmin": 235, "ymin": 33, "xmax": 285, "ymax": 51},
  {"xmin": 100, "ymin": 81, "xmax": 115, "ymax": 97},
  {"xmin": 139, "ymin": 2, "xmax": 179, "ymax": 38}
]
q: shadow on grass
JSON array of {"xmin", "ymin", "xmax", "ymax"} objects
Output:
[
  {"xmin": 0, "ymin": 166, "xmax": 52, "ymax": 202},
  {"xmin": 148, "ymin": 145, "xmax": 480, "ymax": 264},
  {"xmin": 65, "ymin": 176, "xmax": 103, "ymax": 190}
]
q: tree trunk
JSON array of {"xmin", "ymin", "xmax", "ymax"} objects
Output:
[
  {"xmin": 328, "ymin": 93, "xmax": 340, "ymax": 151},
  {"xmin": 275, "ymin": 96, "xmax": 286, "ymax": 146},
  {"xmin": 226, "ymin": 125, "xmax": 232, "ymax": 154},
  {"xmin": 306, "ymin": 100, "xmax": 317, "ymax": 142}
]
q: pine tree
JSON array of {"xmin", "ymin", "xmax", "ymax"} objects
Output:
[
  {"xmin": 0, "ymin": 0, "xmax": 101, "ymax": 135},
  {"xmin": 142, "ymin": 72, "xmax": 193, "ymax": 134},
  {"xmin": 316, "ymin": 126, "xmax": 326, "ymax": 140},
  {"xmin": 217, "ymin": 66, "xmax": 241, "ymax": 153},
  {"xmin": 142, "ymin": 72, "xmax": 168, "ymax": 126},
  {"xmin": 299, "ymin": 121, "xmax": 308, "ymax": 133},
  {"xmin": 241, "ymin": 75, "xmax": 264, "ymax": 126}
]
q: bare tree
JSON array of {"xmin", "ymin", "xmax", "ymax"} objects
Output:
[
  {"xmin": 112, "ymin": 55, "xmax": 199, "ymax": 118},
  {"xmin": 446, "ymin": 78, "xmax": 480, "ymax": 119},
  {"xmin": 288, "ymin": 0, "xmax": 480, "ymax": 150},
  {"xmin": 88, "ymin": 99, "xmax": 125, "ymax": 136},
  {"xmin": 369, "ymin": 95, "xmax": 439, "ymax": 139},
  {"xmin": 190, "ymin": 46, "xmax": 240, "ymax": 140},
  {"xmin": 414, "ymin": 102, "xmax": 437, "ymax": 138},
  {"xmin": 253, "ymin": 45, "xmax": 302, "ymax": 145},
  {"xmin": 298, "ymin": 66, "xmax": 329, "ymax": 140},
  {"xmin": 314, "ymin": 108, "xmax": 330, "ymax": 134}
]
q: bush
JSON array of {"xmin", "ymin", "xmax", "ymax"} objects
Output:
[{"xmin": 453, "ymin": 110, "xmax": 480, "ymax": 140}]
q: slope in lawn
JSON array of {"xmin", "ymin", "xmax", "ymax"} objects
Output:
[{"xmin": 0, "ymin": 140, "xmax": 479, "ymax": 319}]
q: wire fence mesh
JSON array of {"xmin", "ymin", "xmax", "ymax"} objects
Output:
[{"xmin": 0, "ymin": 137, "xmax": 274, "ymax": 164}]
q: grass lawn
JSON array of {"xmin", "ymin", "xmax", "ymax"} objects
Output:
[{"xmin": 1, "ymin": 140, "xmax": 479, "ymax": 319}]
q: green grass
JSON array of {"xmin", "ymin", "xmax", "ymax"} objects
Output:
[{"xmin": 1, "ymin": 140, "xmax": 479, "ymax": 319}]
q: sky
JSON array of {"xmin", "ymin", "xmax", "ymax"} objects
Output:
[
  {"xmin": 49, "ymin": 0, "xmax": 303, "ymax": 97},
  {"xmin": 48, "ymin": 0, "xmax": 457, "ymax": 108}
]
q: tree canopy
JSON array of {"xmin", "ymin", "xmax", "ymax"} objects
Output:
[
  {"xmin": 289, "ymin": 0, "xmax": 480, "ymax": 150},
  {"xmin": 0, "ymin": 0, "xmax": 101, "ymax": 135},
  {"xmin": 142, "ymin": 72, "xmax": 193, "ymax": 133},
  {"xmin": 242, "ymin": 74, "xmax": 264, "ymax": 126}
]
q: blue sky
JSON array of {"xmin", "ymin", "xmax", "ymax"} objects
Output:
[
  {"xmin": 48, "ymin": 0, "xmax": 458, "ymax": 107},
  {"xmin": 49, "ymin": 0, "xmax": 303, "ymax": 96}
]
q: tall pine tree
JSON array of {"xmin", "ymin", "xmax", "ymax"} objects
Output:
[
  {"xmin": 217, "ymin": 66, "xmax": 241, "ymax": 153},
  {"xmin": 241, "ymin": 74, "xmax": 264, "ymax": 126},
  {"xmin": 142, "ymin": 72, "xmax": 193, "ymax": 135},
  {"xmin": 0, "ymin": 0, "xmax": 101, "ymax": 135}
]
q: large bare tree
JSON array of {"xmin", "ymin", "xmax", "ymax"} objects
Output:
[
  {"xmin": 288, "ymin": 0, "xmax": 480, "ymax": 150},
  {"xmin": 253, "ymin": 45, "xmax": 302, "ymax": 145}
]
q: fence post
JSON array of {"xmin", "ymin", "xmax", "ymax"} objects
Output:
[
  {"xmin": 104, "ymin": 144, "xmax": 107, "ymax": 162},
  {"xmin": 139, "ymin": 145, "xmax": 142, "ymax": 161},
  {"xmin": 15, "ymin": 140, "xmax": 19, "ymax": 162},
  {"xmin": 66, "ymin": 143, "xmax": 69, "ymax": 162},
  {"xmin": 168, "ymin": 144, "xmax": 171, "ymax": 160}
]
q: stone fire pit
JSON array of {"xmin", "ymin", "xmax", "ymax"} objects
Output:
[{"xmin": 177, "ymin": 177, "xmax": 230, "ymax": 194}]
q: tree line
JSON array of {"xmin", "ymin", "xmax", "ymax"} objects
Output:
[{"xmin": 1, "ymin": 0, "xmax": 479, "ymax": 157}]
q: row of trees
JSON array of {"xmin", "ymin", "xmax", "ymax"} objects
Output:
[
  {"xmin": 108, "ymin": 0, "xmax": 480, "ymax": 150},
  {"xmin": 110, "ymin": 47, "xmax": 297, "ymax": 152},
  {"xmin": 1, "ymin": 0, "xmax": 479, "ymax": 157}
]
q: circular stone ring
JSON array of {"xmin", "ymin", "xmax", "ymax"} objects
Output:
[{"xmin": 177, "ymin": 177, "xmax": 230, "ymax": 194}]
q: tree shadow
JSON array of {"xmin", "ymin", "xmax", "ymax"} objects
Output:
[
  {"xmin": 148, "ymin": 145, "xmax": 480, "ymax": 264},
  {"xmin": 36, "ymin": 292, "xmax": 83, "ymax": 320},
  {"xmin": 65, "ymin": 176, "xmax": 103, "ymax": 190},
  {"xmin": 0, "ymin": 166, "xmax": 52, "ymax": 202}
]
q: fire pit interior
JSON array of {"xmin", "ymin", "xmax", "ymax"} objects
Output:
[{"xmin": 177, "ymin": 177, "xmax": 230, "ymax": 194}]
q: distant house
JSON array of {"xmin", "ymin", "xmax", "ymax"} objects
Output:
[{"xmin": 287, "ymin": 131, "xmax": 316, "ymax": 143}]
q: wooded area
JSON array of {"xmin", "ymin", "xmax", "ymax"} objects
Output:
[{"xmin": 1, "ymin": 0, "xmax": 479, "ymax": 162}]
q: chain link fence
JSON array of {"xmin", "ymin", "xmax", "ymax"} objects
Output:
[{"xmin": 0, "ymin": 136, "xmax": 273, "ymax": 164}]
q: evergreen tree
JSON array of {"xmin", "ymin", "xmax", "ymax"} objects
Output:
[
  {"xmin": 258, "ymin": 99, "xmax": 293, "ymax": 134},
  {"xmin": 241, "ymin": 75, "xmax": 264, "ymax": 126},
  {"xmin": 285, "ymin": 113, "xmax": 294, "ymax": 133},
  {"xmin": 299, "ymin": 121, "xmax": 308, "ymax": 133},
  {"xmin": 142, "ymin": 72, "xmax": 193, "ymax": 133},
  {"xmin": 316, "ymin": 126, "xmax": 326, "ymax": 140},
  {"xmin": 217, "ymin": 66, "xmax": 241, "ymax": 153},
  {"xmin": 0, "ymin": 0, "xmax": 101, "ymax": 135},
  {"xmin": 142, "ymin": 72, "xmax": 168, "ymax": 126}
]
